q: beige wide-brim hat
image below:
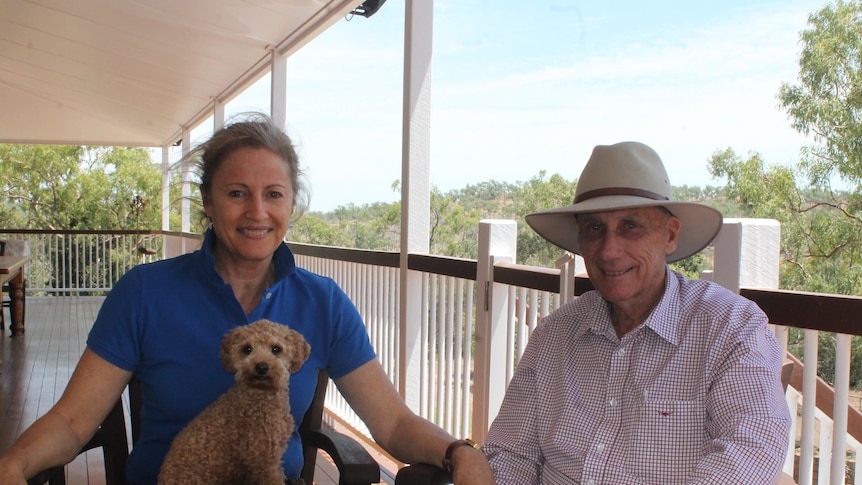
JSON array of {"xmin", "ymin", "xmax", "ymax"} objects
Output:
[{"xmin": 525, "ymin": 141, "xmax": 723, "ymax": 263}]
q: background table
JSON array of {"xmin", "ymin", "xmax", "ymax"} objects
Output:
[{"xmin": 0, "ymin": 255, "xmax": 29, "ymax": 336}]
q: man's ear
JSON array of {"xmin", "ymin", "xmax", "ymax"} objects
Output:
[{"xmin": 665, "ymin": 215, "xmax": 681, "ymax": 256}]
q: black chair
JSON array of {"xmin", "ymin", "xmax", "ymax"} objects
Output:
[
  {"xmin": 26, "ymin": 372, "xmax": 452, "ymax": 485},
  {"xmin": 396, "ymin": 463, "xmax": 453, "ymax": 484},
  {"xmin": 27, "ymin": 372, "xmax": 381, "ymax": 485},
  {"xmin": 25, "ymin": 397, "xmax": 128, "ymax": 485}
]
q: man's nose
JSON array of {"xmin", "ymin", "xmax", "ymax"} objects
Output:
[{"xmin": 596, "ymin": 231, "xmax": 625, "ymax": 257}]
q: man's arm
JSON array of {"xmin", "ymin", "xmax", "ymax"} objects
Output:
[
  {"xmin": 483, "ymin": 357, "xmax": 543, "ymax": 483},
  {"xmin": 690, "ymin": 313, "xmax": 791, "ymax": 484}
]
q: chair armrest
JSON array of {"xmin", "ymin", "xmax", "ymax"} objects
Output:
[
  {"xmin": 302, "ymin": 428, "xmax": 380, "ymax": 485},
  {"xmin": 395, "ymin": 462, "xmax": 453, "ymax": 485}
]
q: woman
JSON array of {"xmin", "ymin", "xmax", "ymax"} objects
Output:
[{"xmin": 0, "ymin": 114, "xmax": 493, "ymax": 485}]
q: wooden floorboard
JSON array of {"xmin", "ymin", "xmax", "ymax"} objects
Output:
[{"xmin": 0, "ymin": 297, "xmax": 396, "ymax": 485}]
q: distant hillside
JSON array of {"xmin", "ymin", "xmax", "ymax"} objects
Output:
[{"xmin": 290, "ymin": 172, "xmax": 736, "ymax": 277}]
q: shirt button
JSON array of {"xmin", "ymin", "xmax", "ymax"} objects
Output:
[
  {"xmin": 265, "ymin": 292, "xmax": 272, "ymax": 299},
  {"xmin": 596, "ymin": 443, "xmax": 605, "ymax": 452},
  {"xmin": 608, "ymin": 398, "xmax": 616, "ymax": 406},
  {"xmin": 586, "ymin": 480, "xmax": 596, "ymax": 485},
  {"xmin": 617, "ymin": 348, "xmax": 626, "ymax": 356}
]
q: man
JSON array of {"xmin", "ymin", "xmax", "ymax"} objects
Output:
[{"xmin": 483, "ymin": 142, "xmax": 791, "ymax": 484}]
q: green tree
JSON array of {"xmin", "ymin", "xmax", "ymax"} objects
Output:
[
  {"xmin": 775, "ymin": 0, "xmax": 862, "ymax": 296},
  {"xmin": 707, "ymin": 146, "xmax": 862, "ymax": 386},
  {"xmin": 779, "ymin": 0, "xmax": 862, "ymax": 189},
  {"xmin": 0, "ymin": 144, "xmax": 161, "ymax": 230},
  {"xmin": 290, "ymin": 213, "xmax": 354, "ymax": 247},
  {"xmin": 512, "ymin": 171, "xmax": 578, "ymax": 267},
  {"xmin": 0, "ymin": 144, "xmax": 163, "ymax": 293}
]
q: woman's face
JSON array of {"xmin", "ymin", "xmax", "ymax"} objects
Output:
[{"xmin": 203, "ymin": 147, "xmax": 294, "ymax": 265}]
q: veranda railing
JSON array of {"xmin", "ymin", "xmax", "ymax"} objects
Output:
[{"xmin": 2, "ymin": 225, "xmax": 860, "ymax": 484}]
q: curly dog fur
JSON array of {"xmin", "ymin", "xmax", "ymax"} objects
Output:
[{"xmin": 158, "ymin": 319, "xmax": 310, "ymax": 485}]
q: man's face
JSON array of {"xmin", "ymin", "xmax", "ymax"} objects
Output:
[{"xmin": 577, "ymin": 206, "xmax": 680, "ymax": 313}]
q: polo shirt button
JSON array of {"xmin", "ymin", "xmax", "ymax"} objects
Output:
[
  {"xmin": 586, "ymin": 480, "xmax": 596, "ymax": 485},
  {"xmin": 265, "ymin": 292, "xmax": 272, "ymax": 299}
]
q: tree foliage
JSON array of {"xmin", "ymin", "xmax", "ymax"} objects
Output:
[
  {"xmin": 0, "ymin": 144, "xmax": 162, "ymax": 230},
  {"xmin": 704, "ymin": 0, "xmax": 862, "ymax": 386},
  {"xmin": 773, "ymin": 0, "xmax": 862, "ymax": 296},
  {"xmin": 779, "ymin": 0, "xmax": 862, "ymax": 189}
]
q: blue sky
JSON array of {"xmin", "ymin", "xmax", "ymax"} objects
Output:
[{"xmin": 215, "ymin": 0, "xmax": 827, "ymax": 213}]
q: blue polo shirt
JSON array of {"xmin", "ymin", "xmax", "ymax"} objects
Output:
[{"xmin": 87, "ymin": 231, "xmax": 376, "ymax": 484}]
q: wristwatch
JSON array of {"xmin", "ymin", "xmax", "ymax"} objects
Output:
[{"xmin": 442, "ymin": 438, "xmax": 481, "ymax": 473}]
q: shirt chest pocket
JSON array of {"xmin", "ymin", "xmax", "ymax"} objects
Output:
[{"xmin": 627, "ymin": 399, "xmax": 707, "ymax": 483}]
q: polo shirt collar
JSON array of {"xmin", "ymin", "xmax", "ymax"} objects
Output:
[{"xmin": 197, "ymin": 229, "xmax": 297, "ymax": 284}]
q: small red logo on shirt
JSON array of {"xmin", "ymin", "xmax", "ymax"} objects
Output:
[{"xmin": 659, "ymin": 410, "xmax": 672, "ymax": 417}]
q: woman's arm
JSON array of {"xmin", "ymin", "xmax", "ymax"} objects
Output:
[
  {"xmin": 0, "ymin": 348, "xmax": 132, "ymax": 483},
  {"xmin": 334, "ymin": 359, "xmax": 494, "ymax": 484}
]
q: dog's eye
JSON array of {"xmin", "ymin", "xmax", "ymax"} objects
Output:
[
  {"xmin": 242, "ymin": 345, "xmax": 253, "ymax": 355},
  {"xmin": 271, "ymin": 345, "xmax": 282, "ymax": 354}
]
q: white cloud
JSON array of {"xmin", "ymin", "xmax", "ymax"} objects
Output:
[{"xmin": 221, "ymin": 0, "xmax": 824, "ymax": 211}]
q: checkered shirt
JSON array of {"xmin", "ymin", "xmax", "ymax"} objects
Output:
[{"xmin": 484, "ymin": 269, "xmax": 791, "ymax": 484}]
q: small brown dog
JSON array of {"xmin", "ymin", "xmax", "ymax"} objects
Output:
[{"xmin": 158, "ymin": 319, "xmax": 311, "ymax": 485}]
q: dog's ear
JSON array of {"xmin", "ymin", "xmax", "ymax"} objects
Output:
[
  {"xmin": 285, "ymin": 329, "xmax": 311, "ymax": 373},
  {"xmin": 219, "ymin": 327, "xmax": 242, "ymax": 373}
]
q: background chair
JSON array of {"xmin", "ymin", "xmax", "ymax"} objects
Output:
[
  {"xmin": 1, "ymin": 239, "xmax": 29, "ymax": 331},
  {"xmin": 0, "ymin": 239, "xmax": 5, "ymax": 330}
]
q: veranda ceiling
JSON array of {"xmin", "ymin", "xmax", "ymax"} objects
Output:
[{"xmin": 0, "ymin": 0, "xmax": 361, "ymax": 147}]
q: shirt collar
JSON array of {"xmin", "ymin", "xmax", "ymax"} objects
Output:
[
  {"xmin": 641, "ymin": 267, "xmax": 682, "ymax": 346},
  {"xmin": 198, "ymin": 229, "xmax": 297, "ymax": 283},
  {"xmin": 582, "ymin": 266, "xmax": 682, "ymax": 345}
]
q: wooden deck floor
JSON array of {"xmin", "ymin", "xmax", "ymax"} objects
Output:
[{"xmin": 0, "ymin": 297, "xmax": 397, "ymax": 485}]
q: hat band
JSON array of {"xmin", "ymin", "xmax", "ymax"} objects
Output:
[{"xmin": 575, "ymin": 187, "xmax": 669, "ymax": 203}]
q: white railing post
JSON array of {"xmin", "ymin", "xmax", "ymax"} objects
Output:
[
  {"xmin": 800, "ymin": 328, "xmax": 820, "ymax": 485},
  {"xmin": 832, "ymin": 333, "xmax": 852, "ymax": 485},
  {"xmin": 712, "ymin": 218, "xmax": 795, "ymax": 472},
  {"xmin": 712, "ymin": 218, "xmax": 780, "ymax": 294},
  {"xmin": 473, "ymin": 219, "xmax": 517, "ymax": 443},
  {"xmin": 556, "ymin": 252, "xmax": 584, "ymax": 305},
  {"xmin": 180, "ymin": 128, "xmax": 192, "ymax": 234},
  {"xmin": 398, "ymin": 0, "xmax": 433, "ymax": 414}
]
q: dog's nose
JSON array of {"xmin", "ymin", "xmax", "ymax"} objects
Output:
[{"xmin": 255, "ymin": 363, "xmax": 269, "ymax": 375}]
